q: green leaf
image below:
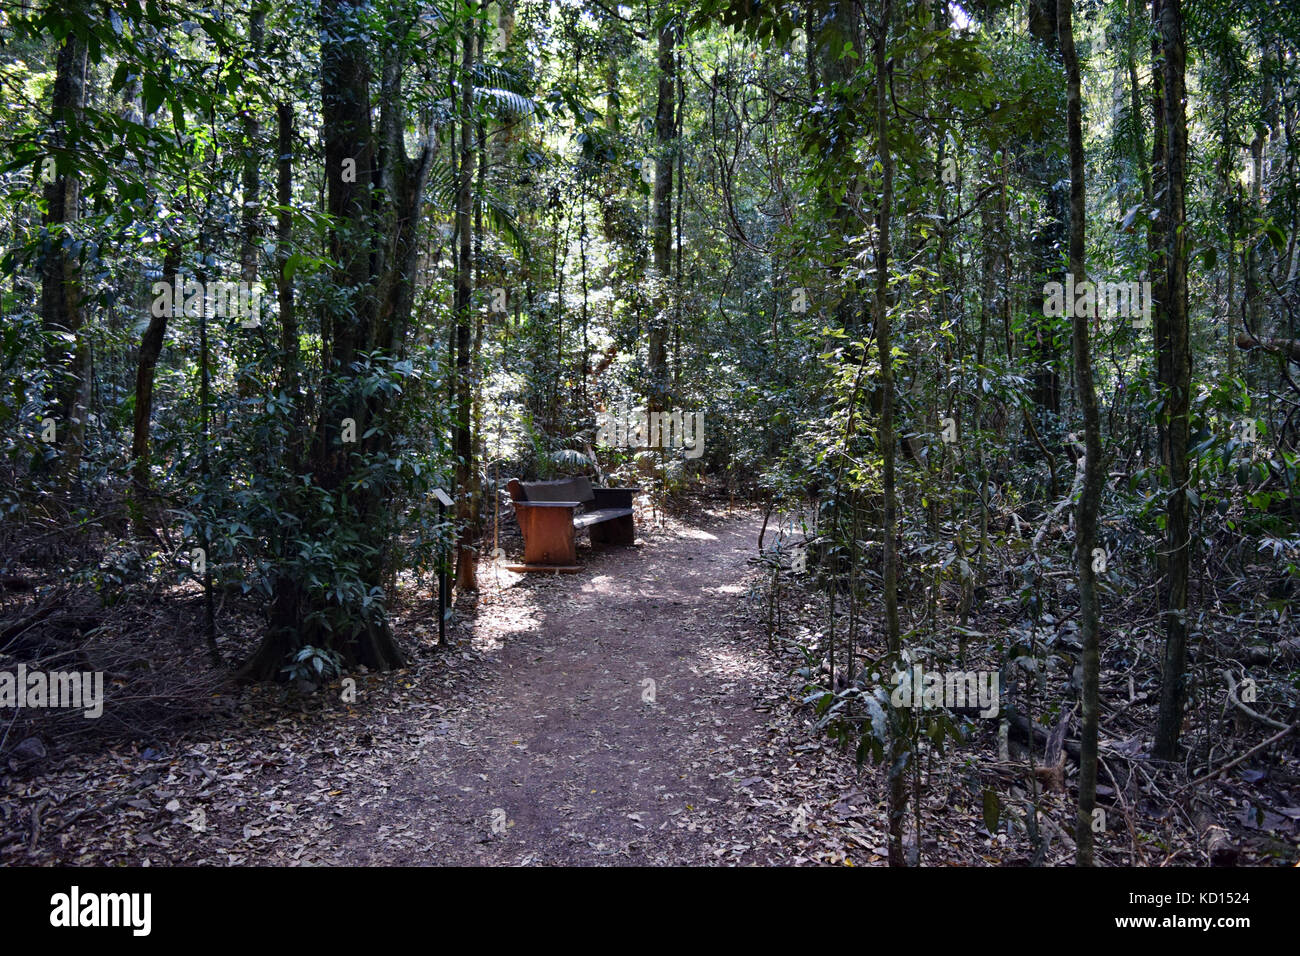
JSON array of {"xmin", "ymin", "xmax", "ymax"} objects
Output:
[
  {"xmin": 982, "ymin": 788, "xmax": 1000, "ymax": 834},
  {"xmin": 1267, "ymin": 222, "xmax": 1286, "ymax": 254}
]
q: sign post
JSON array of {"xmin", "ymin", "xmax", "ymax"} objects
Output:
[{"xmin": 433, "ymin": 487, "xmax": 453, "ymax": 646}]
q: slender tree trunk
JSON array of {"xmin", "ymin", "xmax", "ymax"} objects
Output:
[
  {"xmin": 648, "ymin": 11, "xmax": 678, "ymax": 415},
  {"xmin": 605, "ymin": 37, "xmax": 620, "ymax": 135},
  {"xmin": 454, "ymin": 7, "xmax": 478, "ymax": 590},
  {"xmin": 1060, "ymin": 0, "xmax": 1105, "ymax": 865},
  {"xmin": 1027, "ymin": 0, "xmax": 1065, "ymax": 418},
  {"xmin": 1127, "ymin": 0, "xmax": 1151, "ymax": 206},
  {"xmin": 1149, "ymin": 0, "xmax": 1169, "ymax": 487},
  {"xmin": 276, "ymin": 101, "xmax": 299, "ymax": 417},
  {"xmin": 241, "ymin": 8, "xmax": 265, "ymax": 285},
  {"xmin": 822, "ymin": 0, "xmax": 864, "ymax": 333},
  {"xmin": 1154, "ymin": 0, "xmax": 1192, "ymax": 760},
  {"xmin": 196, "ymin": 239, "xmax": 220, "ymax": 666},
  {"xmin": 1218, "ymin": 69, "xmax": 1238, "ymax": 381},
  {"xmin": 40, "ymin": 14, "xmax": 89, "ymax": 478},
  {"xmin": 674, "ymin": 45, "xmax": 685, "ymax": 394},
  {"xmin": 129, "ymin": 64, "xmax": 176, "ymax": 534},
  {"xmin": 1243, "ymin": 44, "xmax": 1272, "ymax": 350},
  {"xmin": 805, "ymin": 2, "xmax": 817, "ymax": 101},
  {"xmin": 470, "ymin": 57, "xmax": 487, "ymax": 569},
  {"xmin": 875, "ymin": 0, "xmax": 906, "ymax": 869},
  {"xmin": 131, "ymin": 243, "xmax": 180, "ymax": 535}
]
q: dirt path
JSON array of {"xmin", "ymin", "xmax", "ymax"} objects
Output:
[
  {"xmin": 328, "ymin": 510, "xmax": 875, "ymax": 865},
  {"xmin": 3, "ymin": 509, "xmax": 885, "ymax": 867}
]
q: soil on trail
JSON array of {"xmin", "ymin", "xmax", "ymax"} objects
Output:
[
  {"xmin": 3, "ymin": 509, "xmax": 882, "ymax": 867},
  {"xmin": 331, "ymin": 510, "xmax": 870, "ymax": 865}
]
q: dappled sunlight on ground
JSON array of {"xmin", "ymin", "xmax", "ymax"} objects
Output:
[
  {"xmin": 467, "ymin": 564, "xmax": 542, "ymax": 654},
  {"xmin": 693, "ymin": 643, "xmax": 767, "ymax": 681},
  {"xmin": 580, "ymin": 574, "xmax": 620, "ymax": 596},
  {"xmin": 703, "ymin": 583, "xmax": 746, "ymax": 596},
  {"xmin": 674, "ymin": 527, "xmax": 719, "ymax": 542}
]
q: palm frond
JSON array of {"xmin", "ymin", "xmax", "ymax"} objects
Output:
[
  {"xmin": 550, "ymin": 449, "xmax": 592, "ymax": 469},
  {"xmin": 473, "ymin": 86, "xmax": 537, "ymax": 119},
  {"xmin": 471, "ymin": 62, "xmax": 533, "ymax": 96},
  {"xmin": 426, "ymin": 162, "xmax": 531, "ymax": 262}
]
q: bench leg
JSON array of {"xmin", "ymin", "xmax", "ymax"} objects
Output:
[
  {"xmin": 590, "ymin": 514, "xmax": 635, "ymax": 546},
  {"xmin": 518, "ymin": 509, "xmax": 577, "ymax": 564}
]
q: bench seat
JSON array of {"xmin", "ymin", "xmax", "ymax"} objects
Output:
[{"xmin": 573, "ymin": 506, "xmax": 634, "ymax": 530}]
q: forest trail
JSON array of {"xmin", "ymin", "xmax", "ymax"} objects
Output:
[
  {"xmin": 2, "ymin": 509, "xmax": 878, "ymax": 868},
  {"xmin": 330, "ymin": 510, "xmax": 872, "ymax": 865}
]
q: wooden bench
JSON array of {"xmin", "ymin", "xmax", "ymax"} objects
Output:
[{"xmin": 505, "ymin": 477, "xmax": 638, "ymax": 571}]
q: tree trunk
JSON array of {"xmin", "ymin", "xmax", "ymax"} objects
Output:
[
  {"xmin": 1243, "ymin": 43, "xmax": 1272, "ymax": 352},
  {"xmin": 276, "ymin": 101, "xmax": 300, "ymax": 417},
  {"xmin": 648, "ymin": 11, "xmax": 678, "ymax": 415},
  {"xmin": 454, "ymin": 6, "xmax": 478, "ymax": 591},
  {"xmin": 821, "ymin": 0, "xmax": 865, "ymax": 333},
  {"xmin": 1027, "ymin": 0, "xmax": 1065, "ymax": 418},
  {"xmin": 874, "ymin": 0, "xmax": 906, "ymax": 869},
  {"xmin": 245, "ymin": 0, "xmax": 438, "ymax": 679},
  {"xmin": 40, "ymin": 14, "xmax": 90, "ymax": 479},
  {"xmin": 804, "ymin": 2, "xmax": 817, "ymax": 101},
  {"xmin": 1060, "ymin": 0, "xmax": 1105, "ymax": 866},
  {"xmin": 1219, "ymin": 79, "xmax": 1238, "ymax": 382},
  {"xmin": 130, "ymin": 243, "xmax": 180, "ymax": 535},
  {"xmin": 1127, "ymin": 0, "xmax": 1152, "ymax": 207},
  {"xmin": 1153, "ymin": 0, "xmax": 1192, "ymax": 761},
  {"xmin": 241, "ymin": 8, "xmax": 265, "ymax": 285},
  {"xmin": 470, "ymin": 40, "xmax": 488, "ymax": 578},
  {"xmin": 1147, "ymin": 0, "xmax": 1170, "ymax": 500}
]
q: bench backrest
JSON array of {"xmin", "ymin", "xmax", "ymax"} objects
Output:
[{"xmin": 511, "ymin": 477, "xmax": 595, "ymax": 503}]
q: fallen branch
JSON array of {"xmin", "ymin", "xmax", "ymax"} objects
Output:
[
  {"xmin": 1174, "ymin": 719, "xmax": 1300, "ymax": 795},
  {"xmin": 1032, "ymin": 454, "xmax": 1087, "ymax": 556},
  {"xmin": 28, "ymin": 798, "xmax": 45, "ymax": 854},
  {"xmin": 1233, "ymin": 637, "xmax": 1300, "ymax": 666},
  {"xmin": 0, "ymin": 603, "xmax": 59, "ymax": 651},
  {"xmin": 1035, "ymin": 706, "xmax": 1074, "ymax": 793},
  {"xmin": 1222, "ymin": 669, "xmax": 1291, "ymax": 731},
  {"xmin": 1021, "ymin": 407, "xmax": 1060, "ymax": 500},
  {"xmin": 1194, "ymin": 809, "xmax": 1239, "ymax": 866},
  {"xmin": 1236, "ymin": 331, "xmax": 1300, "ymax": 364},
  {"xmin": 1006, "ymin": 710, "xmax": 1082, "ymax": 762}
]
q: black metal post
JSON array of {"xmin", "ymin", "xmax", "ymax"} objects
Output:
[{"xmin": 438, "ymin": 496, "xmax": 447, "ymax": 647}]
